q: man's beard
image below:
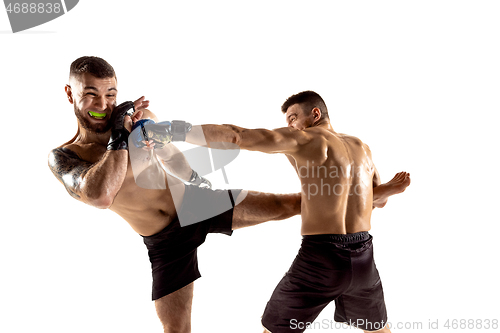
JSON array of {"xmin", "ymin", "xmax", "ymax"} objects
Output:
[{"xmin": 74, "ymin": 104, "xmax": 112, "ymax": 134}]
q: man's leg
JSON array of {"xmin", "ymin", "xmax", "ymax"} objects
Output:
[
  {"xmin": 231, "ymin": 191, "xmax": 301, "ymax": 230},
  {"xmin": 154, "ymin": 282, "xmax": 194, "ymax": 333},
  {"xmin": 364, "ymin": 326, "xmax": 391, "ymax": 333},
  {"xmin": 231, "ymin": 171, "xmax": 410, "ymax": 228}
]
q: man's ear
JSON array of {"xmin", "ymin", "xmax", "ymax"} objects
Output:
[
  {"xmin": 312, "ymin": 107, "xmax": 322, "ymax": 123},
  {"xmin": 65, "ymin": 84, "xmax": 74, "ymax": 104}
]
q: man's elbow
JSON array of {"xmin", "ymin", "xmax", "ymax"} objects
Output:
[
  {"xmin": 215, "ymin": 125, "xmax": 243, "ymax": 148},
  {"xmin": 65, "ymin": 188, "xmax": 112, "ymax": 209},
  {"xmin": 85, "ymin": 192, "xmax": 115, "ymax": 209},
  {"xmin": 233, "ymin": 128, "xmax": 275, "ymax": 152},
  {"xmin": 92, "ymin": 199, "xmax": 113, "ymax": 209},
  {"xmin": 233, "ymin": 131, "xmax": 242, "ymax": 146},
  {"xmin": 221, "ymin": 124, "xmax": 242, "ymax": 145}
]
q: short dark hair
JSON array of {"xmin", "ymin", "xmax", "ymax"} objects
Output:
[
  {"xmin": 281, "ymin": 90, "xmax": 329, "ymax": 119},
  {"xmin": 69, "ymin": 56, "xmax": 116, "ymax": 80}
]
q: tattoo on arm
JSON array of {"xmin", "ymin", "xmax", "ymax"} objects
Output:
[{"xmin": 48, "ymin": 148, "xmax": 94, "ymax": 200}]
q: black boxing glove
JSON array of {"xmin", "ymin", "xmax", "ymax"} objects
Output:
[
  {"xmin": 107, "ymin": 101, "xmax": 135, "ymax": 150},
  {"xmin": 170, "ymin": 120, "xmax": 192, "ymax": 142}
]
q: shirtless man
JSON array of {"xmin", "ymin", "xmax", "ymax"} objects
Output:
[
  {"xmin": 48, "ymin": 56, "xmax": 302, "ymax": 333},
  {"xmin": 181, "ymin": 91, "xmax": 411, "ymax": 332}
]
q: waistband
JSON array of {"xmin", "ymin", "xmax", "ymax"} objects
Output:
[{"xmin": 302, "ymin": 231, "xmax": 370, "ymax": 244}]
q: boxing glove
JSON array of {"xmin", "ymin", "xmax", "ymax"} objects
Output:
[
  {"xmin": 107, "ymin": 101, "xmax": 135, "ymax": 150},
  {"xmin": 130, "ymin": 119, "xmax": 192, "ymax": 149}
]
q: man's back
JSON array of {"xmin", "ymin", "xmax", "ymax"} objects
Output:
[
  {"xmin": 186, "ymin": 90, "xmax": 405, "ymax": 333},
  {"xmin": 291, "ymin": 127, "xmax": 375, "ymax": 235}
]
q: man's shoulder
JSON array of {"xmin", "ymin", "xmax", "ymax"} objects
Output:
[
  {"xmin": 48, "ymin": 146, "xmax": 89, "ymax": 173},
  {"xmin": 319, "ymin": 132, "xmax": 371, "ymax": 156},
  {"xmin": 51, "ymin": 142, "xmax": 106, "ymax": 164},
  {"xmin": 50, "ymin": 145, "xmax": 79, "ymax": 157},
  {"xmin": 48, "ymin": 144, "xmax": 95, "ymax": 172},
  {"xmin": 48, "ymin": 145, "xmax": 94, "ymax": 200},
  {"xmin": 301, "ymin": 126, "xmax": 332, "ymax": 138},
  {"xmin": 333, "ymin": 133, "xmax": 375, "ymax": 161},
  {"xmin": 49, "ymin": 144, "xmax": 84, "ymax": 163},
  {"xmin": 302, "ymin": 128, "xmax": 363, "ymax": 145},
  {"xmin": 338, "ymin": 133, "xmax": 363, "ymax": 143}
]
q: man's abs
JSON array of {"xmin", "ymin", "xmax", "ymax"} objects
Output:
[{"xmin": 110, "ymin": 162, "xmax": 184, "ymax": 236}]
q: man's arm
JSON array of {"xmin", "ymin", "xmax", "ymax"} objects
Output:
[
  {"xmin": 48, "ymin": 148, "xmax": 128, "ymax": 209},
  {"xmin": 48, "ymin": 100, "xmax": 144, "ymax": 208},
  {"xmin": 186, "ymin": 124, "xmax": 313, "ymax": 155},
  {"xmin": 364, "ymin": 143, "xmax": 411, "ymax": 208},
  {"xmin": 131, "ymin": 109, "xmax": 208, "ymax": 184}
]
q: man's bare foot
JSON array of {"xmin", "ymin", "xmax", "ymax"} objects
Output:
[
  {"xmin": 372, "ymin": 171, "xmax": 411, "ymax": 208},
  {"xmin": 384, "ymin": 171, "xmax": 411, "ymax": 195}
]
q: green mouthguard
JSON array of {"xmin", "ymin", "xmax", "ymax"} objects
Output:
[{"xmin": 89, "ymin": 111, "xmax": 107, "ymax": 119}]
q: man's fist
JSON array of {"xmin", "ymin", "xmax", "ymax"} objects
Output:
[
  {"xmin": 107, "ymin": 101, "xmax": 135, "ymax": 151},
  {"xmin": 130, "ymin": 119, "xmax": 173, "ymax": 150},
  {"xmin": 130, "ymin": 119, "xmax": 192, "ymax": 149}
]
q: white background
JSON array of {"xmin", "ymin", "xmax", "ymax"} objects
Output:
[{"xmin": 1, "ymin": 1, "xmax": 499, "ymax": 332}]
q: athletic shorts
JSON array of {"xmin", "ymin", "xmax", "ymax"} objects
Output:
[
  {"xmin": 142, "ymin": 185, "xmax": 242, "ymax": 301},
  {"xmin": 262, "ymin": 232, "xmax": 387, "ymax": 332}
]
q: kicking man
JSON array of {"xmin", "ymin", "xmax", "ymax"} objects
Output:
[{"xmin": 48, "ymin": 56, "xmax": 301, "ymax": 333}]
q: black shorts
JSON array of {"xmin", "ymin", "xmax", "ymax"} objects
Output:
[
  {"xmin": 262, "ymin": 232, "xmax": 387, "ymax": 333},
  {"xmin": 142, "ymin": 185, "xmax": 242, "ymax": 301}
]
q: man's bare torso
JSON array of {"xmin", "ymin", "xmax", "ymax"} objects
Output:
[
  {"xmin": 288, "ymin": 128, "xmax": 375, "ymax": 235},
  {"xmin": 64, "ymin": 142, "xmax": 181, "ymax": 236}
]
